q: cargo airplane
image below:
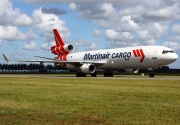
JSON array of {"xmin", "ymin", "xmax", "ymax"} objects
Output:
[{"xmin": 3, "ymin": 29, "xmax": 178, "ymax": 77}]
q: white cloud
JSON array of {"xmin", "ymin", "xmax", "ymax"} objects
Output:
[
  {"xmin": 89, "ymin": 42, "xmax": 98, "ymax": 50},
  {"xmin": 0, "ymin": 0, "xmax": 32, "ymax": 26},
  {"xmin": 145, "ymin": 4, "xmax": 180, "ymax": 20},
  {"xmin": 68, "ymin": 1, "xmax": 180, "ymax": 52},
  {"xmin": 92, "ymin": 28, "xmax": 103, "ymax": 37},
  {"xmin": 1, "ymin": 0, "xmax": 180, "ymax": 57},
  {"xmin": 41, "ymin": 43, "xmax": 50, "ymax": 50},
  {"xmin": 23, "ymin": 41, "xmax": 36, "ymax": 51},
  {"xmin": 101, "ymin": 3, "xmax": 116, "ymax": 17},
  {"xmin": 163, "ymin": 41, "xmax": 180, "ymax": 51},
  {"xmin": 69, "ymin": 3, "xmax": 77, "ymax": 10},
  {"xmin": 0, "ymin": 26, "xmax": 38, "ymax": 41},
  {"xmin": 172, "ymin": 36, "xmax": 180, "ymax": 42},
  {"xmin": 15, "ymin": 50, "xmax": 26, "ymax": 55},
  {"xmin": 0, "ymin": 0, "xmax": 37, "ymax": 43},
  {"xmin": 32, "ymin": 8, "xmax": 70, "ymax": 43},
  {"xmin": 0, "ymin": 39, "xmax": 3, "ymax": 46},
  {"xmin": 137, "ymin": 30, "xmax": 151, "ymax": 41},
  {"xmin": 143, "ymin": 40, "xmax": 156, "ymax": 45},
  {"xmin": 69, "ymin": 2, "xmax": 116, "ymax": 20},
  {"xmin": 151, "ymin": 23, "xmax": 169, "ymax": 38},
  {"xmin": 136, "ymin": 22, "xmax": 169, "ymax": 42},
  {"xmin": 105, "ymin": 29, "xmax": 119, "ymax": 40},
  {"xmin": 74, "ymin": 38, "xmax": 98, "ymax": 51},
  {"xmin": 105, "ymin": 29, "xmax": 136, "ymax": 47},
  {"xmin": 31, "ymin": 7, "xmax": 71, "ymax": 51},
  {"xmin": 172, "ymin": 24, "xmax": 180, "ymax": 35},
  {"xmin": 119, "ymin": 15, "xmax": 140, "ymax": 31},
  {"xmin": 105, "ymin": 29, "xmax": 133, "ymax": 41},
  {"xmin": 41, "ymin": 41, "xmax": 55, "ymax": 50},
  {"xmin": 26, "ymin": 0, "xmax": 137, "ymax": 6},
  {"xmin": 119, "ymin": 5, "xmax": 145, "ymax": 17}
]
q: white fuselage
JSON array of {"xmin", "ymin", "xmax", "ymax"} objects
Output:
[{"xmin": 65, "ymin": 46, "xmax": 178, "ymax": 70}]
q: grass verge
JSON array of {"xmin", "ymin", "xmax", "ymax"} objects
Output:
[{"xmin": 0, "ymin": 77, "xmax": 179, "ymax": 125}]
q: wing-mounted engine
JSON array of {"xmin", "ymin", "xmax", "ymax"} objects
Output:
[
  {"xmin": 51, "ymin": 44, "xmax": 73, "ymax": 55},
  {"xmin": 80, "ymin": 64, "xmax": 96, "ymax": 73},
  {"xmin": 125, "ymin": 69, "xmax": 139, "ymax": 74}
]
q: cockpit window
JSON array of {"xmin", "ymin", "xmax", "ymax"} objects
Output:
[{"xmin": 162, "ymin": 50, "xmax": 174, "ymax": 54}]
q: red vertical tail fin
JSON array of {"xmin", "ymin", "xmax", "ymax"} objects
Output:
[
  {"xmin": 53, "ymin": 29, "xmax": 65, "ymax": 46},
  {"xmin": 51, "ymin": 29, "xmax": 73, "ymax": 59}
]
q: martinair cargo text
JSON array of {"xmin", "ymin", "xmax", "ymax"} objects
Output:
[{"xmin": 3, "ymin": 29, "xmax": 178, "ymax": 77}]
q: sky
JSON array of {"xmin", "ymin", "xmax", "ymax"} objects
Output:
[{"xmin": 0, "ymin": 0, "xmax": 180, "ymax": 68}]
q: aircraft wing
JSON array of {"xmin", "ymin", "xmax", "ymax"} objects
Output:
[
  {"xmin": 2, "ymin": 54, "xmax": 106, "ymax": 67},
  {"xmin": 34, "ymin": 56, "xmax": 106, "ymax": 67}
]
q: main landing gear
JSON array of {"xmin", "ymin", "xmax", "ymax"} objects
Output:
[
  {"xmin": 149, "ymin": 71, "xmax": 155, "ymax": 77},
  {"xmin": 91, "ymin": 72, "xmax": 97, "ymax": 77},
  {"xmin": 76, "ymin": 70, "xmax": 114, "ymax": 77},
  {"xmin": 76, "ymin": 71, "xmax": 97, "ymax": 77},
  {"xmin": 104, "ymin": 70, "xmax": 113, "ymax": 77},
  {"xmin": 76, "ymin": 71, "xmax": 86, "ymax": 77}
]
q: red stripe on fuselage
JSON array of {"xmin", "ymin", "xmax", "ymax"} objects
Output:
[
  {"xmin": 136, "ymin": 50, "xmax": 141, "ymax": 57},
  {"xmin": 139, "ymin": 49, "xmax": 145, "ymax": 63},
  {"xmin": 133, "ymin": 50, "xmax": 138, "ymax": 57}
]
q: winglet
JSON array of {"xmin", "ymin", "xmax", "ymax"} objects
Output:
[{"xmin": 2, "ymin": 54, "xmax": 9, "ymax": 62}]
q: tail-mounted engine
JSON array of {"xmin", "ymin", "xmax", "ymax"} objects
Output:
[{"xmin": 51, "ymin": 44, "xmax": 73, "ymax": 55}]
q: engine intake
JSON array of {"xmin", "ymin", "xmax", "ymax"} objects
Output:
[
  {"xmin": 64, "ymin": 44, "xmax": 73, "ymax": 52},
  {"xmin": 80, "ymin": 64, "xmax": 96, "ymax": 73}
]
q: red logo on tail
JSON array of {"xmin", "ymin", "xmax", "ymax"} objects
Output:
[{"xmin": 133, "ymin": 49, "xmax": 145, "ymax": 63}]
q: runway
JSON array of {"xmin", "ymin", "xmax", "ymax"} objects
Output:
[{"xmin": 0, "ymin": 74, "xmax": 180, "ymax": 80}]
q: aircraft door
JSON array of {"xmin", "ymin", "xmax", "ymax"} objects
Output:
[
  {"xmin": 152, "ymin": 50, "xmax": 157, "ymax": 59},
  {"xmin": 151, "ymin": 50, "xmax": 162, "ymax": 68}
]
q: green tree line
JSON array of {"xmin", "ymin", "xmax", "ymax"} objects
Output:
[{"xmin": 0, "ymin": 63, "xmax": 67, "ymax": 72}]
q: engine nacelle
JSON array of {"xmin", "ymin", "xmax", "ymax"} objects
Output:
[
  {"xmin": 51, "ymin": 44, "xmax": 73, "ymax": 55},
  {"xmin": 63, "ymin": 44, "xmax": 73, "ymax": 52},
  {"xmin": 80, "ymin": 64, "xmax": 96, "ymax": 73},
  {"xmin": 125, "ymin": 69, "xmax": 139, "ymax": 74}
]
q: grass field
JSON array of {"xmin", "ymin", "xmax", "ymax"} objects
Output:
[{"xmin": 0, "ymin": 76, "xmax": 179, "ymax": 125}]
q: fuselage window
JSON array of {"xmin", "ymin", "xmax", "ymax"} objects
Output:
[
  {"xmin": 162, "ymin": 50, "xmax": 166, "ymax": 54},
  {"xmin": 162, "ymin": 50, "xmax": 174, "ymax": 54}
]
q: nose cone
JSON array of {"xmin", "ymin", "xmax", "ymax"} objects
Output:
[
  {"xmin": 174, "ymin": 53, "xmax": 178, "ymax": 60},
  {"xmin": 171, "ymin": 53, "xmax": 178, "ymax": 62}
]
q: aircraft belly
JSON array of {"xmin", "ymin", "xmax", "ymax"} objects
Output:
[{"xmin": 66, "ymin": 64, "xmax": 79, "ymax": 70}]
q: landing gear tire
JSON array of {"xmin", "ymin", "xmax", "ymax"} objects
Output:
[
  {"xmin": 76, "ymin": 71, "xmax": 86, "ymax": 77},
  {"xmin": 104, "ymin": 72, "xmax": 113, "ymax": 77},
  {"xmin": 149, "ymin": 72, "xmax": 155, "ymax": 77},
  {"xmin": 91, "ymin": 72, "xmax": 97, "ymax": 77},
  {"xmin": 110, "ymin": 72, "xmax": 113, "ymax": 77}
]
